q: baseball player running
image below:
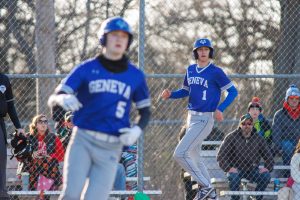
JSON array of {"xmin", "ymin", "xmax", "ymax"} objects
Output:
[
  {"xmin": 160, "ymin": 38, "xmax": 238, "ymax": 200},
  {"xmin": 48, "ymin": 16, "xmax": 151, "ymax": 200}
]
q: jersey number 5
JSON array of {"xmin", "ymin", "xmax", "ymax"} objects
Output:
[{"xmin": 116, "ymin": 101, "xmax": 126, "ymax": 118}]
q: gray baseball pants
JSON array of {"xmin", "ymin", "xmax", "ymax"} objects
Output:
[
  {"xmin": 173, "ymin": 112, "xmax": 214, "ymax": 187},
  {"xmin": 59, "ymin": 127, "xmax": 123, "ymax": 200}
]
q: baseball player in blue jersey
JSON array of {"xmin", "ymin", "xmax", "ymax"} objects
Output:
[
  {"xmin": 48, "ymin": 16, "xmax": 151, "ymax": 200},
  {"xmin": 161, "ymin": 38, "xmax": 238, "ymax": 200}
]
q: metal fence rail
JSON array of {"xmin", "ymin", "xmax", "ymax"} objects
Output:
[{"xmin": 1, "ymin": 0, "xmax": 300, "ymax": 199}]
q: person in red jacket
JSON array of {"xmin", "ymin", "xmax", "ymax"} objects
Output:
[{"xmin": 18, "ymin": 114, "xmax": 64, "ymax": 190}]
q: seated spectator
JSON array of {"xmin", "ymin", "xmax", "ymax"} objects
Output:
[
  {"xmin": 272, "ymin": 85, "xmax": 300, "ymax": 173},
  {"xmin": 58, "ymin": 111, "xmax": 74, "ymax": 149},
  {"xmin": 291, "ymin": 138, "xmax": 300, "ymax": 200},
  {"xmin": 17, "ymin": 114, "xmax": 65, "ymax": 190},
  {"xmin": 217, "ymin": 113, "xmax": 274, "ymax": 200},
  {"xmin": 121, "ymin": 145, "xmax": 138, "ymax": 191},
  {"xmin": 247, "ymin": 97, "xmax": 272, "ymax": 145}
]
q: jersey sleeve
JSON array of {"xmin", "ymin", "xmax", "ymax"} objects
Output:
[
  {"xmin": 182, "ymin": 69, "xmax": 189, "ymax": 91},
  {"xmin": 55, "ymin": 65, "xmax": 84, "ymax": 94},
  {"xmin": 215, "ymin": 68, "xmax": 233, "ymax": 91},
  {"xmin": 132, "ymin": 73, "xmax": 151, "ymax": 109}
]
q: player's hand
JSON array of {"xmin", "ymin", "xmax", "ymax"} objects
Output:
[
  {"xmin": 119, "ymin": 125, "xmax": 142, "ymax": 146},
  {"xmin": 228, "ymin": 167, "xmax": 238, "ymax": 173},
  {"xmin": 160, "ymin": 89, "xmax": 171, "ymax": 100},
  {"xmin": 48, "ymin": 94, "xmax": 82, "ymax": 112},
  {"xmin": 214, "ymin": 109, "xmax": 224, "ymax": 122}
]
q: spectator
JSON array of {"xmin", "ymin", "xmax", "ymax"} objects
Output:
[
  {"xmin": 121, "ymin": 145, "xmax": 138, "ymax": 191},
  {"xmin": 272, "ymin": 85, "xmax": 300, "ymax": 171},
  {"xmin": 17, "ymin": 114, "xmax": 64, "ymax": 190},
  {"xmin": 0, "ymin": 73, "xmax": 24, "ymax": 200},
  {"xmin": 217, "ymin": 113, "xmax": 274, "ymax": 200},
  {"xmin": 58, "ymin": 111, "xmax": 74, "ymax": 149},
  {"xmin": 291, "ymin": 139, "xmax": 300, "ymax": 200},
  {"xmin": 51, "ymin": 105, "xmax": 66, "ymax": 139},
  {"xmin": 247, "ymin": 97, "xmax": 272, "ymax": 145}
]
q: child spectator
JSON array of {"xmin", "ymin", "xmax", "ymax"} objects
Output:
[
  {"xmin": 58, "ymin": 111, "xmax": 74, "ymax": 149},
  {"xmin": 247, "ymin": 97, "xmax": 272, "ymax": 145}
]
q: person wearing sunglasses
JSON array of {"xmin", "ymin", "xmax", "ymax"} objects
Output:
[
  {"xmin": 17, "ymin": 114, "xmax": 65, "ymax": 191},
  {"xmin": 272, "ymin": 84, "xmax": 300, "ymax": 177},
  {"xmin": 217, "ymin": 113, "xmax": 274, "ymax": 200}
]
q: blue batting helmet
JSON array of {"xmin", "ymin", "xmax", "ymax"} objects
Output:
[
  {"xmin": 193, "ymin": 38, "xmax": 214, "ymax": 59},
  {"xmin": 98, "ymin": 16, "xmax": 133, "ymax": 49}
]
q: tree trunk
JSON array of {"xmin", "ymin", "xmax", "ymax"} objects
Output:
[
  {"xmin": 272, "ymin": 0, "xmax": 299, "ymax": 112},
  {"xmin": 35, "ymin": 0, "xmax": 56, "ymax": 115}
]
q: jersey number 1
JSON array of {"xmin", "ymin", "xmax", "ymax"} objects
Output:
[
  {"xmin": 116, "ymin": 101, "xmax": 126, "ymax": 118},
  {"xmin": 202, "ymin": 90, "xmax": 207, "ymax": 100}
]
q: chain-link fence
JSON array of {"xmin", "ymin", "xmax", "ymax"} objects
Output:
[{"xmin": 1, "ymin": 0, "xmax": 300, "ymax": 199}]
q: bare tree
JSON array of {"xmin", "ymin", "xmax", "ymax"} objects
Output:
[
  {"xmin": 272, "ymin": 0, "xmax": 300, "ymax": 111},
  {"xmin": 35, "ymin": 0, "xmax": 56, "ymax": 114}
]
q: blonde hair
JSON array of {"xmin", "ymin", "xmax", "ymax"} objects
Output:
[
  {"xmin": 295, "ymin": 139, "xmax": 300, "ymax": 154},
  {"xmin": 29, "ymin": 114, "xmax": 49, "ymax": 135}
]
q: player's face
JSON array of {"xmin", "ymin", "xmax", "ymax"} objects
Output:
[
  {"xmin": 287, "ymin": 96, "xmax": 300, "ymax": 110},
  {"xmin": 36, "ymin": 117, "xmax": 48, "ymax": 134},
  {"xmin": 248, "ymin": 107, "xmax": 260, "ymax": 120},
  {"xmin": 196, "ymin": 47, "xmax": 210, "ymax": 62},
  {"xmin": 105, "ymin": 31, "xmax": 129, "ymax": 58}
]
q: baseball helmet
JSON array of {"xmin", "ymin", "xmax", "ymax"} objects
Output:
[
  {"xmin": 10, "ymin": 132, "xmax": 33, "ymax": 161},
  {"xmin": 193, "ymin": 38, "xmax": 214, "ymax": 59},
  {"xmin": 98, "ymin": 16, "xmax": 133, "ymax": 49}
]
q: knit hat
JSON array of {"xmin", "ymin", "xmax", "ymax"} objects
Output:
[
  {"xmin": 247, "ymin": 97, "xmax": 262, "ymax": 111},
  {"xmin": 285, "ymin": 84, "xmax": 300, "ymax": 101},
  {"xmin": 239, "ymin": 113, "xmax": 253, "ymax": 126}
]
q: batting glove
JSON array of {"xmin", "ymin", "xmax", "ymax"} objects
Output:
[
  {"xmin": 48, "ymin": 94, "xmax": 82, "ymax": 112},
  {"xmin": 119, "ymin": 125, "xmax": 142, "ymax": 146}
]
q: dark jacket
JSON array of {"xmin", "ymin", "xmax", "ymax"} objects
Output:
[
  {"xmin": 272, "ymin": 108, "xmax": 300, "ymax": 148},
  {"xmin": 217, "ymin": 128, "xmax": 274, "ymax": 172},
  {"xmin": 0, "ymin": 73, "xmax": 21, "ymax": 143},
  {"xmin": 28, "ymin": 133, "xmax": 56, "ymax": 155}
]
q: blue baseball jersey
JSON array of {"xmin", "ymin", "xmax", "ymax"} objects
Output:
[
  {"xmin": 56, "ymin": 58, "xmax": 151, "ymax": 136},
  {"xmin": 182, "ymin": 63, "xmax": 233, "ymax": 112}
]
